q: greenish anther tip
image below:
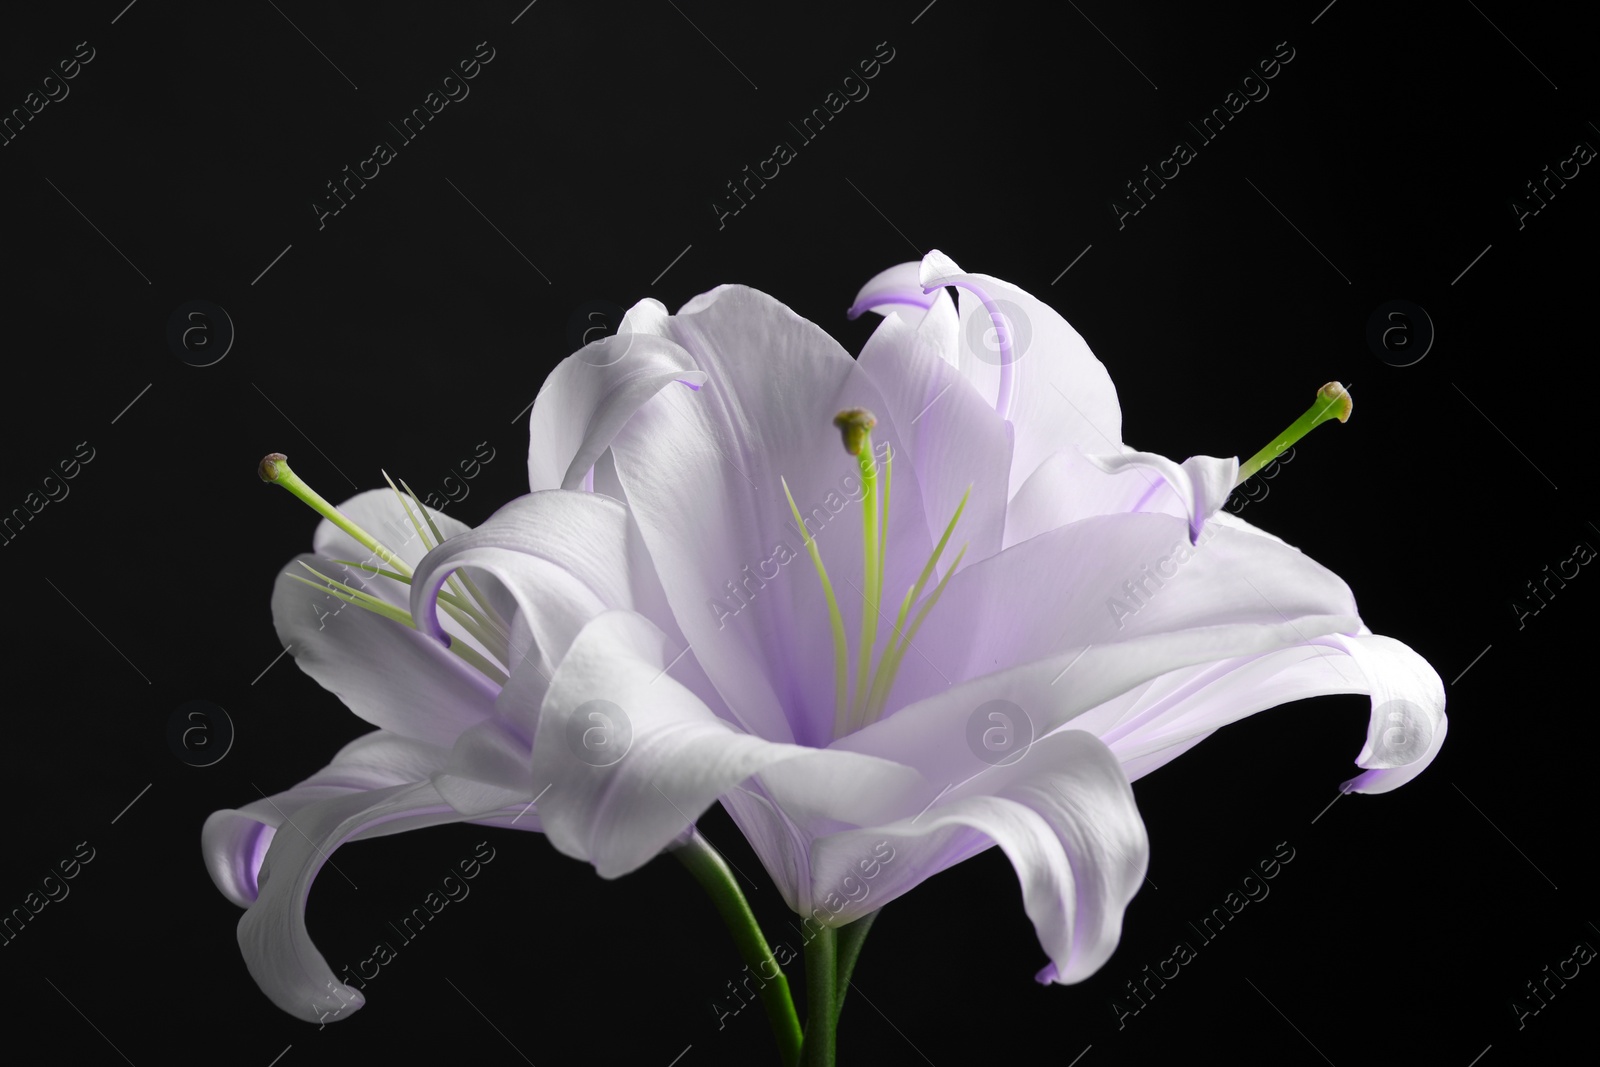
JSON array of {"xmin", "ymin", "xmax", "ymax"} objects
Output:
[
  {"xmin": 833, "ymin": 408, "xmax": 877, "ymax": 457},
  {"xmin": 258, "ymin": 452, "xmax": 290, "ymax": 482},
  {"xmin": 1316, "ymin": 381, "xmax": 1353, "ymax": 424}
]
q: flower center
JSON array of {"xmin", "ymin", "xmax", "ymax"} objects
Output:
[
  {"xmin": 258, "ymin": 453, "xmax": 514, "ymax": 685},
  {"xmin": 784, "ymin": 414, "xmax": 970, "ymax": 742}
]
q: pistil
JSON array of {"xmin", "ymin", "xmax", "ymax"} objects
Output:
[{"xmin": 834, "ymin": 409, "xmax": 883, "ymax": 732}]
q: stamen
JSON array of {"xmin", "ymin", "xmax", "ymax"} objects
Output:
[
  {"xmin": 1235, "ymin": 382, "xmax": 1352, "ymax": 486},
  {"xmin": 260, "ymin": 454, "xmax": 413, "ymax": 578},
  {"xmin": 861, "ymin": 487, "xmax": 970, "ymax": 727},
  {"xmin": 291, "ymin": 562, "xmax": 414, "ymax": 628},
  {"xmin": 865, "ymin": 542, "xmax": 968, "ymax": 728},
  {"xmin": 400, "ymin": 476, "xmax": 512, "ymax": 640},
  {"xmin": 329, "ymin": 558, "xmax": 492, "ymax": 632},
  {"xmin": 374, "ymin": 472, "xmax": 513, "ymax": 667},
  {"xmin": 382, "ymin": 472, "xmax": 478, "ymax": 628},
  {"xmin": 261, "ymin": 454, "xmax": 507, "ymax": 686},
  {"xmin": 447, "ymin": 640, "xmax": 509, "ymax": 686},
  {"xmin": 784, "ymin": 476, "xmax": 850, "ymax": 741},
  {"xmin": 878, "ymin": 444, "xmax": 892, "ymax": 617},
  {"xmin": 435, "ymin": 600, "xmax": 513, "ymax": 671},
  {"xmin": 328, "ymin": 560, "xmax": 410, "ymax": 585},
  {"xmin": 293, "ymin": 562, "xmax": 508, "ymax": 683}
]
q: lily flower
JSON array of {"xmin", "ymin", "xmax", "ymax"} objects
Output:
[
  {"xmin": 500, "ymin": 249, "xmax": 1445, "ymax": 1000},
  {"xmin": 203, "ymin": 459, "xmax": 656, "ymax": 1023}
]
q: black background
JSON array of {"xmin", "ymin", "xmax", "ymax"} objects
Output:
[{"xmin": 2, "ymin": 2, "xmax": 1595, "ymax": 1064}]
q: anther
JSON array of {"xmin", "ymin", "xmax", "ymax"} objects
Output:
[{"xmin": 833, "ymin": 408, "xmax": 877, "ymax": 458}]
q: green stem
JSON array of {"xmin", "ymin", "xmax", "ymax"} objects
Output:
[
  {"xmin": 802, "ymin": 926, "xmax": 838, "ymax": 1067},
  {"xmin": 673, "ymin": 833, "xmax": 802, "ymax": 1067},
  {"xmin": 833, "ymin": 909, "xmax": 879, "ymax": 1014}
]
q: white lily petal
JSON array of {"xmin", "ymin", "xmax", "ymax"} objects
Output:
[
  {"xmin": 236, "ymin": 781, "xmax": 530, "ymax": 1023},
  {"xmin": 202, "ymin": 731, "xmax": 452, "ymax": 907},
  {"xmin": 432, "ymin": 716, "xmax": 543, "ymax": 817},
  {"xmin": 526, "ymin": 326, "xmax": 708, "ymax": 492},
  {"xmin": 808, "ymin": 730, "xmax": 1146, "ymax": 984},
  {"xmin": 917, "ymin": 249, "xmax": 1123, "ymax": 497},
  {"xmin": 1096, "ymin": 631, "xmax": 1446, "ymax": 793},
  {"xmin": 1083, "ymin": 450, "xmax": 1239, "ymax": 544},
  {"xmin": 272, "ymin": 553, "xmax": 500, "ymax": 747},
  {"xmin": 1006, "ymin": 447, "xmax": 1238, "ymax": 548},
  {"xmin": 408, "ymin": 491, "xmax": 646, "ymax": 684},
  {"xmin": 884, "ymin": 512, "xmax": 1361, "ymax": 722},
  {"xmin": 858, "ymin": 293, "xmax": 1011, "ymax": 567}
]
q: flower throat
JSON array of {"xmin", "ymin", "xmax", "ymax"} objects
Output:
[{"xmin": 783, "ymin": 411, "xmax": 970, "ymax": 742}]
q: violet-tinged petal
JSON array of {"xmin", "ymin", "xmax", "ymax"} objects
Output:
[
  {"xmin": 1005, "ymin": 447, "xmax": 1236, "ymax": 548},
  {"xmin": 236, "ymin": 781, "xmax": 524, "ymax": 1023},
  {"xmin": 1082, "ymin": 449, "xmax": 1239, "ymax": 544},
  {"xmin": 201, "ymin": 730, "xmax": 452, "ymax": 907},
  {"xmin": 1092, "ymin": 629, "xmax": 1445, "ymax": 794},
  {"xmin": 847, "ymin": 260, "xmax": 939, "ymax": 321},
  {"xmin": 875, "ymin": 512, "xmax": 1361, "ymax": 727},
  {"xmin": 918, "ymin": 250, "xmax": 1124, "ymax": 498},
  {"xmin": 857, "ymin": 293, "xmax": 1011, "ymax": 567},
  {"xmin": 610, "ymin": 283, "xmax": 933, "ymax": 747},
  {"xmin": 718, "ymin": 785, "xmax": 809, "ymax": 915}
]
